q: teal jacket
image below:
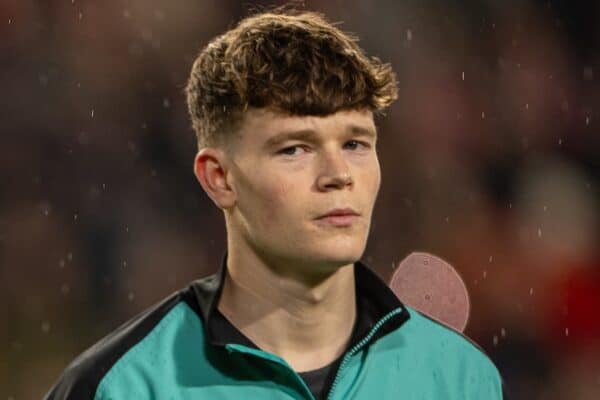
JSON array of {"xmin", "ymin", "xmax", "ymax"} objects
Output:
[{"xmin": 45, "ymin": 251, "xmax": 505, "ymax": 399}]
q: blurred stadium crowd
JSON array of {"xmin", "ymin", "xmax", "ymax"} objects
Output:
[{"xmin": 1, "ymin": 1, "xmax": 599, "ymax": 398}]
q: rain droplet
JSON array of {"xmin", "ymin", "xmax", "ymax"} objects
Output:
[
  {"xmin": 461, "ymin": 71, "xmax": 465, "ymax": 81},
  {"xmin": 122, "ymin": 260, "xmax": 127, "ymax": 267},
  {"xmin": 525, "ymin": 103, "xmax": 529, "ymax": 110},
  {"xmin": 445, "ymin": 216, "xmax": 449, "ymax": 223},
  {"xmin": 74, "ymin": 213, "xmax": 78, "ymax": 220},
  {"xmin": 406, "ymin": 29, "xmax": 412, "ymax": 41},
  {"xmin": 163, "ymin": 98, "xmax": 170, "ymax": 108},
  {"xmin": 123, "ymin": 9, "xmax": 131, "ymax": 18},
  {"xmin": 543, "ymin": 205, "xmax": 547, "ymax": 212},
  {"xmin": 585, "ymin": 116, "xmax": 590, "ymax": 125},
  {"xmin": 501, "ymin": 328, "xmax": 506, "ymax": 338},
  {"xmin": 128, "ymin": 292, "xmax": 135, "ymax": 301},
  {"xmin": 59, "ymin": 259, "xmax": 66, "ymax": 268},
  {"xmin": 529, "ymin": 287, "xmax": 534, "ymax": 296},
  {"xmin": 91, "ymin": 109, "xmax": 94, "ymax": 118},
  {"xmin": 493, "ymin": 335, "xmax": 498, "ymax": 346},
  {"xmin": 482, "ymin": 270, "xmax": 487, "ymax": 279},
  {"xmin": 481, "ymin": 111, "xmax": 486, "ymax": 119},
  {"xmin": 565, "ymin": 327, "xmax": 569, "ymax": 337},
  {"xmin": 67, "ymin": 252, "xmax": 73, "ymax": 261},
  {"xmin": 489, "ymin": 255, "xmax": 493, "ymax": 263},
  {"xmin": 41, "ymin": 321, "xmax": 51, "ymax": 333},
  {"xmin": 558, "ymin": 138, "xmax": 563, "ymax": 145},
  {"xmin": 537, "ymin": 228, "xmax": 542, "ymax": 238}
]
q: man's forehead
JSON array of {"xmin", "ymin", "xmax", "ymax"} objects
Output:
[{"xmin": 240, "ymin": 107, "xmax": 376, "ymax": 138}]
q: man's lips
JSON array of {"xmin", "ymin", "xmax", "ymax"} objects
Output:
[
  {"xmin": 315, "ymin": 214, "xmax": 360, "ymax": 227},
  {"xmin": 316, "ymin": 207, "xmax": 360, "ymax": 219}
]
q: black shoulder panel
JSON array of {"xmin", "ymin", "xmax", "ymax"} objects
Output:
[{"xmin": 43, "ymin": 287, "xmax": 197, "ymax": 400}]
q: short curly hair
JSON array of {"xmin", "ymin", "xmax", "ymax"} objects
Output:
[{"xmin": 184, "ymin": 9, "xmax": 398, "ymax": 149}]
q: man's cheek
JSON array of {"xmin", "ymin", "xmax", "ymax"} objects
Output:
[
  {"xmin": 261, "ymin": 183, "xmax": 291, "ymax": 226},
  {"xmin": 272, "ymin": 180, "xmax": 293, "ymax": 206},
  {"xmin": 366, "ymin": 167, "xmax": 381, "ymax": 199}
]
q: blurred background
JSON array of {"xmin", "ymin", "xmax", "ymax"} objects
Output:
[{"xmin": 1, "ymin": 0, "xmax": 599, "ymax": 398}]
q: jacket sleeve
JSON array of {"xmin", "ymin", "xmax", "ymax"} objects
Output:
[
  {"xmin": 43, "ymin": 369, "xmax": 102, "ymax": 400},
  {"xmin": 467, "ymin": 357, "xmax": 506, "ymax": 400},
  {"xmin": 42, "ymin": 352, "xmax": 110, "ymax": 400}
]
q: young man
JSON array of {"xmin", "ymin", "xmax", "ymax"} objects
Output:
[{"xmin": 45, "ymin": 10, "xmax": 505, "ymax": 400}]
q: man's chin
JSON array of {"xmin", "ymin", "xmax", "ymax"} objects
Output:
[{"xmin": 306, "ymin": 247, "xmax": 363, "ymax": 268}]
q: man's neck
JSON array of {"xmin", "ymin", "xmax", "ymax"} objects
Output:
[{"xmin": 217, "ymin": 248, "xmax": 357, "ymax": 372}]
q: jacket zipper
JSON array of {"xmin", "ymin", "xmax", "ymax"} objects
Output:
[
  {"xmin": 326, "ymin": 307, "xmax": 404, "ymax": 400},
  {"xmin": 225, "ymin": 344, "xmax": 318, "ymax": 400}
]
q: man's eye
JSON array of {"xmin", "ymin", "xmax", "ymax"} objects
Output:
[
  {"xmin": 277, "ymin": 141, "xmax": 371, "ymax": 156},
  {"xmin": 344, "ymin": 140, "xmax": 371, "ymax": 151}
]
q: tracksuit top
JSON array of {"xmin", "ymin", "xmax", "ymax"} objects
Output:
[{"xmin": 45, "ymin": 251, "xmax": 505, "ymax": 399}]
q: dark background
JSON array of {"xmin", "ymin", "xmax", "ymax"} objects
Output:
[{"xmin": 1, "ymin": 1, "xmax": 599, "ymax": 398}]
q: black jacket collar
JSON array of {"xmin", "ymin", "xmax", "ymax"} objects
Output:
[{"xmin": 189, "ymin": 250, "xmax": 410, "ymax": 348}]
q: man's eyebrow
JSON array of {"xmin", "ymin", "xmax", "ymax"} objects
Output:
[
  {"xmin": 347, "ymin": 124, "xmax": 377, "ymax": 139},
  {"xmin": 263, "ymin": 125, "xmax": 377, "ymax": 149}
]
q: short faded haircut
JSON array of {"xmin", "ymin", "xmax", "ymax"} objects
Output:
[{"xmin": 184, "ymin": 9, "xmax": 398, "ymax": 149}]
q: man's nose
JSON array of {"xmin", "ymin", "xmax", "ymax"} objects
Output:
[{"xmin": 316, "ymin": 150, "xmax": 354, "ymax": 190}]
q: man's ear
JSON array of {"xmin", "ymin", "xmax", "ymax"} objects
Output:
[{"xmin": 193, "ymin": 148, "xmax": 236, "ymax": 210}]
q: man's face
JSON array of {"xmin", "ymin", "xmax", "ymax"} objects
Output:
[{"xmin": 222, "ymin": 107, "xmax": 381, "ymax": 278}]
